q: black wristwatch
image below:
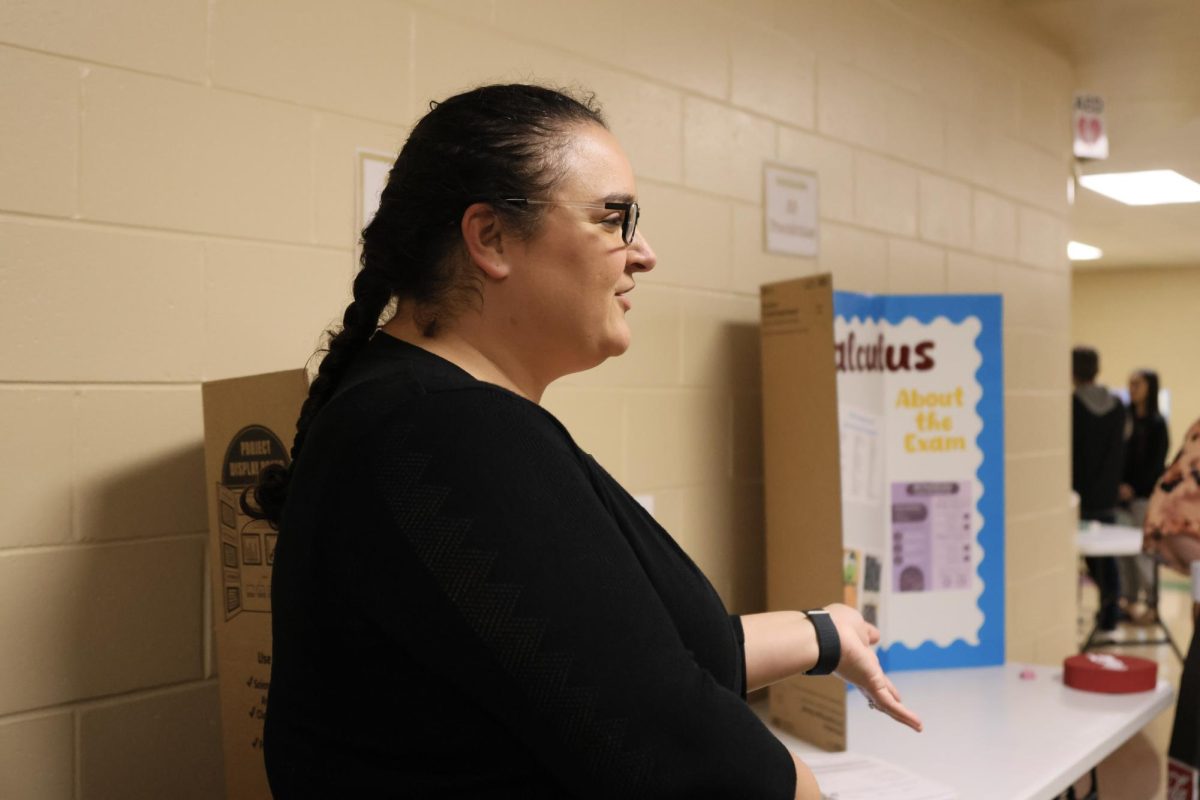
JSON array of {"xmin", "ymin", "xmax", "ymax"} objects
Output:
[{"xmin": 803, "ymin": 609, "xmax": 841, "ymax": 675}]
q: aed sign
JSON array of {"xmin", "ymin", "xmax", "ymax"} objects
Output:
[{"xmin": 1073, "ymin": 93, "xmax": 1108, "ymax": 160}]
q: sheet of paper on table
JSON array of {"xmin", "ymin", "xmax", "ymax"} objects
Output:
[{"xmin": 805, "ymin": 752, "xmax": 958, "ymax": 800}]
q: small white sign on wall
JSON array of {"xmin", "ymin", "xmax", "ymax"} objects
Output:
[
  {"xmin": 358, "ymin": 150, "xmax": 394, "ymax": 233},
  {"xmin": 1072, "ymin": 93, "xmax": 1108, "ymax": 160},
  {"xmin": 763, "ymin": 163, "xmax": 819, "ymax": 258}
]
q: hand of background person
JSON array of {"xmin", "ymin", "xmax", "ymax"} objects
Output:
[
  {"xmin": 1118, "ymin": 483, "xmax": 1134, "ymax": 503},
  {"xmin": 824, "ymin": 603, "xmax": 924, "ymax": 733}
]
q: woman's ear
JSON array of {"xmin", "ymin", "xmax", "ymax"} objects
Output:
[{"xmin": 461, "ymin": 202, "xmax": 511, "ymax": 280}]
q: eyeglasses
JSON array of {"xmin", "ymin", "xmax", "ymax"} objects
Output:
[{"xmin": 504, "ymin": 198, "xmax": 640, "ymax": 245}]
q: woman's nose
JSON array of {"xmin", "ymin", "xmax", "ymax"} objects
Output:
[{"xmin": 627, "ymin": 230, "xmax": 657, "ymax": 273}]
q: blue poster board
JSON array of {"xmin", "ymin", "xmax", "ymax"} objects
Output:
[{"xmin": 833, "ymin": 292, "xmax": 1004, "ymax": 671}]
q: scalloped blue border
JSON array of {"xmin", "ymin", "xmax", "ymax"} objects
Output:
[{"xmin": 834, "ymin": 291, "xmax": 1005, "ymax": 671}]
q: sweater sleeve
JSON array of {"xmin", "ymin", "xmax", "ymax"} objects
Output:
[
  {"xmin": 1151, "ymin": 418, "xmax": 1171, "ymax": 488},
  {"xmin": 730, "ymin": 615, "xmax": 748, "ymax": 700},
  {"xmin": 343, "ymin": 388, "xmax": 796, "ymax": 799}
]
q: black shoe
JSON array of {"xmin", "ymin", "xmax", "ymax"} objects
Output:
[{"xmin": 1097, "ymin": 606, "xmax": 1119, "ymax": 632}]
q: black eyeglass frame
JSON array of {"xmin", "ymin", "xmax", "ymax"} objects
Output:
[{"xmin": 504, "ymin": 198, "xmax": 640, "ymax": 245}]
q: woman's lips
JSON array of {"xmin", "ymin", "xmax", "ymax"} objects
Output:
[{"xmin": 616, "ymin": 285, "xmax": 634, "ymax": 311}]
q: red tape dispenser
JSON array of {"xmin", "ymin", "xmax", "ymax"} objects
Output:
[{"xmin": 1063, "ymin": 653, "xmax": 1157, "ymax": 693}]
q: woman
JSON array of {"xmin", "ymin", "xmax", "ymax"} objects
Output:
[
  {"xmin": 1143, "ymin": 417, "xmax": 1200, "ymax": 790},
  {"xmin": 250, "ymin": 84, "xmax": 920, "ymax": 799},
  {"xmin": 1145, "ymin": 417, "xmax": 1200, "ymax": 567},
  {"xmin": 1118, "ymin": 369, "xmax": 1170, "ymax": 614},
  {"xmin": 1120, "ymin": 369, "xmax": 1169, "ymax": 517}
]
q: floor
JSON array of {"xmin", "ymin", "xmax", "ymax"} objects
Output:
[{"xmin": 1070, "ymin": 567, "xmax": 1195, "ymax": 800}]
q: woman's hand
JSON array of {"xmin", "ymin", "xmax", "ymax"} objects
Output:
[
  {"xmin": 824, "ymin": 603, "xmax": 923, "ymax": 733},
  {"xmin": 741, "ymin": 607, "xmax": 922, "ymax": 732}
]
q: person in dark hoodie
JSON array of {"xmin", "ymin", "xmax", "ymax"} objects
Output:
[{"xmin": 1072, "ymin": 346, "xmax": 1126, "ymax": 631}]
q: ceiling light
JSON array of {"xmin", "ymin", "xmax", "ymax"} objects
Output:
[
  {"xmin": 1078, "ymin": 169, "xmax": 1200, "ymax": 205},
  {"xmin": 1068, "ymin": 241, "xmax": 1103, "ymax": 261}
]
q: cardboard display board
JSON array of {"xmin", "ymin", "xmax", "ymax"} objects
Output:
[
  {"xmin": 760, "ymin": 276, "xmax": 1005, "ymax": 747},
  {"xmin": 760, "ymin": 275, "xmax": 848, "ymax": 750},
  {"xmin": 202, "ymin": 370, "xmax": 307, "ymax": 800}
]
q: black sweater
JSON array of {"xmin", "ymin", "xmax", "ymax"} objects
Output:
[
  {"xmin": 1123, "ymin": 412, "xmax": 1169, "ymax": 499},
  {"xmin": 263, "ymin": 334, "xmax": 795, "ymax": 798}
]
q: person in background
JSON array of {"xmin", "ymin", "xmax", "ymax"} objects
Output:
[
  {"xmin": 1072, "ymin": 346, "xmax": 1126, "ymax": 632},
  {"xmin": 1143, "ymin": 417, "xmax": 1200, "ymax": 795},
  {"xmin": 1118, "ymin": 369, "xmax": 1170, "ymax": 619},
  {"xmin": 1145, "ymin": 417, "xmax": 1200, "ymax": 566},
  {"xmin": 248, "ymin": 83, "xmax": 921, "ymax": 800}
]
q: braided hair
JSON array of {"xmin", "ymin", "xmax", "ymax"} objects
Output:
[{"xmin": 246, "ymin": 84, "xmax": 606, "ymax": 526}]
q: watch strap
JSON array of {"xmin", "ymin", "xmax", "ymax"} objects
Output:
[{"xmin": 803, "ymin": 609, "xmax": 841, "ymax": 676}]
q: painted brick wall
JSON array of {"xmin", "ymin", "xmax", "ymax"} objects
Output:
[{"xmin": 1073, "ymin": 265, "xmax": 1200, "ymax": 439}]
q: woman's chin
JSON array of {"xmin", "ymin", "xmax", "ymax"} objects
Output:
[
  {"xmin": 605, "ymin": 328, "xmax": 632, "ymax": 358},
  {"xmin": 554, "ymin": 324, "xmax": 633, "ymax": 378}
]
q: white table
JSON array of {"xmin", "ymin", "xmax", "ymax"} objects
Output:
[
  {"xmin": 1076, "ymin": 521, "xmax": 1143, "ymax": 557},
  {"xmin": 1076, "ymin": 522, "xmax": 1185, "ymax": 660},
  {"xmin": 760, "ymin": 663, "xmax": 1175, "ymax": 800}
]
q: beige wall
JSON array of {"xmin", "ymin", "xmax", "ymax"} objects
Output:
[
  {"xmin": 1073, "ymin": 266, "xmax": 1200, "ymax": 444},
  {"xmin": 0, "ymin": 0, "xmax": 1077, "ymax": 795}
]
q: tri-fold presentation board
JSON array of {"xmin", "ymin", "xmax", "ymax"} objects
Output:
[{"xmin": 760, "ymin": 274, "xmax": 1005, "ymax": 749}]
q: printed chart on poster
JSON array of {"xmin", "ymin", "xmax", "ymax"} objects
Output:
[{"xmin": 834, "ymin": 292, "xmax": 1004, "ymax": 671}]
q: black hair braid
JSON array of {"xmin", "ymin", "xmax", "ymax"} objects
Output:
[
  {"xmin": 244, "ymin": 84, "xmax": 605, "ymax": 527},
  {"xmin": 245, "ymin": 265, "xmax": 392, "ymax": 525},
  {"xmin": 293, "ymin": 265, "xmax": 393, "ymax": 458}
]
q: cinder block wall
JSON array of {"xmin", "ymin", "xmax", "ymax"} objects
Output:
[
  {"xmin": 0, "ymin": 1, "xmax": 1076, "ymax": 796},
  {"xmin": 1073, "ymin": 265, "xmax": 1200, "ymax": 436}
]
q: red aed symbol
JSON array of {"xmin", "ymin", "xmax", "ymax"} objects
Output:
[
  {"xmin": 1167, "ymin": 757, "xmax": 1196, "ymax": 800},
  {"xmin": 1077, "ymin": 116, "xmax": 1102, "ymax": 144}
]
